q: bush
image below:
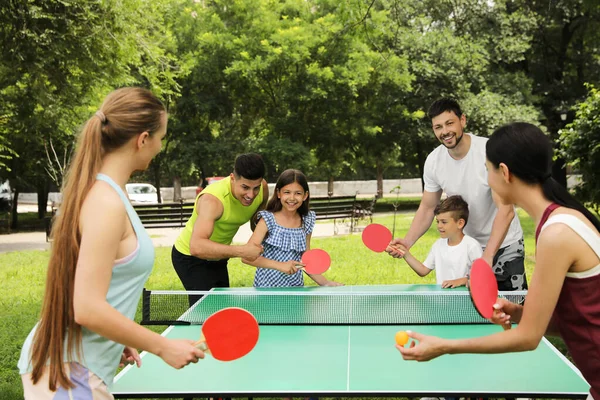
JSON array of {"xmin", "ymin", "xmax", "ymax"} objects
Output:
[{"xmin": 559, "ymin": 84, "xmax": 600, "ymax": 213}]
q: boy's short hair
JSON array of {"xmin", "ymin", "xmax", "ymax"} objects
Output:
[
  {"xmin": 233, "ymin": 153, "xmax": 265, "ymax": 180},
  {"xmin": 434, "ymin": 195, "xmax": 469, "ymax": 226}
]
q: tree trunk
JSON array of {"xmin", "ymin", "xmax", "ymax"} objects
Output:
[
  {"xmin": 376, "ymin": 159, "xmax": 384, "ymax": 199},
  {"xmin": 10, "ymin": 188, "xmax": 19, "ymax": 230},
  {"xmin": 173, "ymin": 177, "xmax": 182, "ymax": 202},
  {"xmin": 552, "ymin": 155, "xmax": 568, "ymax": 188},
  {"xmin": 153, "ymin": 164, "xmax": 162, "ymax": 204},
  {"xmin": 416, "ymin": 135, "xmax": 426, "ymax": 191},
  {"xmin": 327, "ymin": 176, "xmax": 334, "ymax": 196},
  {"xmin": 37, "ymin": 181, "xmax": 49, "ymax": 219}
]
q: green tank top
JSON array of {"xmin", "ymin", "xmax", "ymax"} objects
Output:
[{"xmin": 174, "ymin": 176, "xmax": 264, "ymax": 255}]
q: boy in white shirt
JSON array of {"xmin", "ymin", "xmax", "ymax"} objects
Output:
[{"xmin": 394, "ymin": 195, "xmax": 482, "ymax": 288}]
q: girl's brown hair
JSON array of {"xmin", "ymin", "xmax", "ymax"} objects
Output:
[{"xmin": 30, "ymin": 87, "xmax": 165, "ymax": 390}]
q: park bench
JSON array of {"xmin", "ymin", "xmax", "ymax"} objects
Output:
[
  {"xmin": 45, "ymin": 201, "xmax": 194, "ymax": 241},
  {"xmin": 353, "ymin": 195, "xmax": 377, "ymax": 225},
  {"xmin": 310, "ymin": 194, "xmax": 359, "ymax": 235},
  {"xmin": 135, "ymin": 196, "xmax": 370, "ymax": 234},
  {"xmin": 133, "ymin": 200, "xmax": 195, "ymax": 229}
]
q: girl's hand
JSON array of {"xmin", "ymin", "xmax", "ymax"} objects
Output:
[
  {"xmin": 157, "ymin": 339, "xmax": 205, "ymax": 369},
  {"xmin": 119, "ymin": 346, "xmax": 141, "ymax": 368},
  {"xmin": 322, "ymin": 280, "xmax": 343, "ymax": 287},
  {"xmin": 395, "ymin": 330, "xmax": 448, "ymax": 361},
  {"xmin": 277, "ymin": 260, "xmax": 300, "ymax": 275}
]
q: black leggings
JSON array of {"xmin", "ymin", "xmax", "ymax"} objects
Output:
[{"xmin": 171, "ymin": 246, "xmax": 230, "ymax": 307}]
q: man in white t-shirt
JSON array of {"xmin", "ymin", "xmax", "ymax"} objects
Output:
[
  {"xmin": 394, "ymin": 195, "xmax": 482, "ymax": 287},
  {"xmin": 388, "ymin": 98, "xmax": 527, "ymax": 290}
]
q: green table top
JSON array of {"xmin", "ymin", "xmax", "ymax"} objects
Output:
[{"xmin": 112, "ymin": 285, "xmax": 589, "ymax": 398}]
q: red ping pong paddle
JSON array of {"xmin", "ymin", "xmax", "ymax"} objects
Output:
[
  {"xmin": 362, "ymin": 223, "xmax": 393, "ymax": 253},
  {"xmin": 300, "ymin": 248, "xmax": 331, "ymax": 274},
  {"xmin": 195, "ymin": 307, "xmax": 260, "ymax": 361},
  {"xmin": 469, "ymin": 258, "xmax": 510, "ymax": 330}
]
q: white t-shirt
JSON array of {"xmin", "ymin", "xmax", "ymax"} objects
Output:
[
  {"xmin": 423, "ymin": 235, "xmax": 483, "ymax": 284},
  {"xmin": 423, "ymin": 133, "xmax": 523, "ymax": 248}
]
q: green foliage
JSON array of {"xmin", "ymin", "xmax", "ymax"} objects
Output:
[
  {"xmin": 0, "ymin": 0, "xmax": 185, "ymax": 219},
  {"xmin": 462, "ymin": 91, "xmax": 542, "ymax": 137},
  {"xmin": 559, "ymin": 84, "xmax": 600, "ymax": 211},
  {"xmin": 1, "ymin": 0, "xmax": 599, "ymax": 196}
]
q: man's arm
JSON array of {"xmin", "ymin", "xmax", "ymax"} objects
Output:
[
  {"xmin": 388, "ymin": 190, "xmax": 441, "ymax": 258},
  {"xmin": 250, "ymin": 179, "xmax": 269, "ymax": 231},
  {"xmin": 481, "ymin": 190, "xmax": 514, "ymax": 265},
  {"xmin": 241, "ymin": 219, "xmax": 297, "ymax": 274},
  {"xmin": 404, "ymin": 190, "xmax": 442, "ymax": 245},
  {"xmin": 189, "ymin": 194, "xmax": 262, "ymax": 260}
]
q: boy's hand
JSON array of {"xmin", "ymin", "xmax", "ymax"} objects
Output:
[
  {"xmin": 386, "ymin": 238, "xmax": 412, "ymax": 258},
  {"xmin": 441, "ymin": 277, "xmax": 467, "ymax": 288},
  {"xmin": 386, "ymin": 243, "xmax": 409, "ymax": 257}
]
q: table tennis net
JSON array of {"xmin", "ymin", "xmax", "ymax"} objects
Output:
[{"xmin": 141, "ymin": 288, "xmax": 527, "ymax": 325}]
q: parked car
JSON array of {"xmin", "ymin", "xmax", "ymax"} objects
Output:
[
  {"xmin": 126, "ymin": 183, "xmax": 159, "ymax": 204},
  {"xmin": 195, "ymin": 176, "xmax": 226, "ymax": 196}
]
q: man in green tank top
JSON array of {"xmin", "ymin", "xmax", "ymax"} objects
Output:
[{"xmin": 172, "ymin": 153, "xmax": 268, "ymax": 304}]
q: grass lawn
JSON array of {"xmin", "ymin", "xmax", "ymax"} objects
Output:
[{"xmin": 0, "ymin": 210, "xmax": 561, "ymax": 399}]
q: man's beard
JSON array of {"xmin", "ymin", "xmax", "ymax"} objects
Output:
[{"xmin": 440, "ymin": 131, "xmax": 464, "ymax": 149}]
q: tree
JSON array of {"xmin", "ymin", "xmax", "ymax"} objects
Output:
[
  {"xmin": 0, "ymin": 0, "xmax": 183, "ymax": 224},
  {"xmin": 559, "ymin": 84, "xmax": 600, "ymax": 212},
  {"xmin": 512, "ymin": 0, "xmax": 600, "ymax": 185}
]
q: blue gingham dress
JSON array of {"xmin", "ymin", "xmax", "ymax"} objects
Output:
[{"xmin": 253, "ymin": 210, "xmax": 316, "ymax": 287}]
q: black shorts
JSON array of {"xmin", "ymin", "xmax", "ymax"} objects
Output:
[{"xmin": 171, "ymin": 246, "xmax": 230, "ymax": 306}]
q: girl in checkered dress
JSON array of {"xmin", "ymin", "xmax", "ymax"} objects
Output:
[{"xmin": 242, "ymin": 169, "xmax": 341, "ymax": 287}]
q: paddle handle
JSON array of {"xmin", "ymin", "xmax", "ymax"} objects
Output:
[
  {"xmin": 195, "ymin": 335, "xmax": 209, "ymax": 352},
  {"xmin": 195, "ymin": 342, "xmax": 208, "ymax": 351}
]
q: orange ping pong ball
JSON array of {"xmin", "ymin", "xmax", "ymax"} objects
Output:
[{"xmin": 395, "ymin": 331, "xmax": 409, "ymax": 346}]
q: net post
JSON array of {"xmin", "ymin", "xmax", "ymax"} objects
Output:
[{"xmin": 141, "ymin": 288, "xmax": 151, "ymax": 325}]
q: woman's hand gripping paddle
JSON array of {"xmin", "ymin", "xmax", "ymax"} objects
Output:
[
  {"xmin": 362, "ymin": 223, "xmax": 393, "ymax": 253},
  {"xmin": 299, "ymin": 248, "xmax": 331, "ymax": 274},
  {"xmin": 469, "ymin": 258, "xmax": 511, "ymax": 331},
  {"xmin": 195, "ymin": 308, "xmax": 260, "ymax": 361}
]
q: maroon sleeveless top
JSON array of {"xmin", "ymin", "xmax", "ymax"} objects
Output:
[{"xmin": 537, "ymin": 203, "xmax": 600, "ymax": 398}]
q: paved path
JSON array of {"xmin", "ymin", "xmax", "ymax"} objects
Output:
[{"xmin": 0, "ymin": 221, "xmax": 347, "ymax": 254}]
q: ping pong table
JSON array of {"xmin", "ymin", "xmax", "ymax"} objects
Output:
[{"xmin": 111, "ymin": 285, "xmax": 590, "ymax": 399}]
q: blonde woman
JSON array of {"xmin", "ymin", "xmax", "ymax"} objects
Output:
[{"xmin": 18, "ymin": 88, "xmax": 204, "ymax": 399}]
